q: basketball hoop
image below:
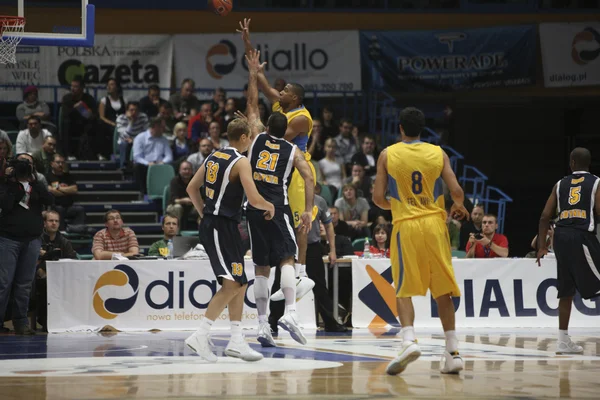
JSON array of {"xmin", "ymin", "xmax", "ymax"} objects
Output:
[{"xmin": 0, "ymin": 16, "xmax": 26, "ymax": 64}]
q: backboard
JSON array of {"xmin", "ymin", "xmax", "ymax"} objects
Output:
[{"xmin": 0, "ymin": 0, "xmax": 94, "ymax": 46}]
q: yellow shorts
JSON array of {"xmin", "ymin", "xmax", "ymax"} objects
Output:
[
  {"xmin": 390, "ymin": 215, "xmax": 461, "ymax": 299},
  {"xmin": 288, "ymin": 152, "xmax": 318, "ymax": 228}
]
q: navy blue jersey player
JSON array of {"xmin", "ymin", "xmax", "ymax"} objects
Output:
[
  {"xmin": 184, "ymin": 118, "xmax": 275, "ymax": 363},
  {"xmin": 537, "ymin": 147, "xmax": 600, "ymax": 354}
]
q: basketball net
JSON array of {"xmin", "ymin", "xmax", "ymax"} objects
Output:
[{"xmin": 0, "ymin": 16, "xmax": 26, "ymax": 64}]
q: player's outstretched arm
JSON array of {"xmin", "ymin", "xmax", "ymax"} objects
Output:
[
  {"xmin": 284, "ymin": 115, "xmax": 309, "ymax": 143},
  {"xmin": 293, "ymin": 147, "xmax": 314, "ymax": 233},
  {"xmin": 373, "ymin": 149, "xmax": 391, "ymax": 210},
  {"xmin": 237, "ymin": 157, "xmax": 275, "ymax": 219},
  {"xmin": 245, "ymin": 49, "xmax": 265, "ymax": 140},
  {"xmin": 536, "ymin": 185, "xmax": 557, "ymax": 266},
  {"xmin": 186, "ymin": 162, "xmax": 206, "ymax": 218},
  {"xmin": 441, "ymin": 151, "xmax": 469, "ymax": 221}
]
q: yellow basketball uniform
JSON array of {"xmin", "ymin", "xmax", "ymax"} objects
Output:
[
  {"xmin": 272, "ymin": 102, "xmax": 318, "ymax": 227},
  {"xmin": 387, "ymin": 141, "xmax": 460, "ymax": 299}
]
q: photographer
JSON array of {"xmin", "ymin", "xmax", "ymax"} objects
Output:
[
  {"xmin": 0, "ymin": 153, "xmax": 54, "ymax": 334},
  {"xmin": 466, "ymin": 214, "xmax": 509, "ymax": 259},
  {"xmin": 36, "ymin": 211, "xmax": 76, "ymax": 332}
]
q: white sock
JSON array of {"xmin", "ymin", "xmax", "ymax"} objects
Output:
[
  {"xmin": 231, "ymin": 321, "xmax": 243, "ymax": 341},
  {"xmin": 445, "ymin": 330, "xmax": 458, "ymax": 353},
  {"xmin": 197, "ymin": 318, "xmax": 214, "ymax": 335},
  {"xmin": 254, "ymin": 275, "xmax": 270, "ymax": 320},
  {"xmin": 559, "ymin": 329, "xmax": 569, "ymax": 342},
  {"xmin": 298, "ymin": 264, "xmax": 307, "ymax": 278},
  {"xmin": 294, "ymin": 263, "xmax": 301, "ymax": 278},
  {"xmin": 258, "ymin": 315, "xmax": 268, "ymax": 324},
  {"xmin": 401, "ymin": 326, "xmax": 415, "ymax": 343},
  {"xmin": 280, "ymin": 264, "xmax": 296, "ymax": 312}
]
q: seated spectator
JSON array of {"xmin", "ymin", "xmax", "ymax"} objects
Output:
[
  {"xmin": 308, "ymin": 119, "xmax": 325, "ymax": 161},
  {"xmin": 334, "ymin": 184, "xmax": 370, "ymax": 239},
  {"xmin": 97, "ymin": 78, "xmax": 125, "ymax": 161},
  {"xmin": 148, "ymin": 213, "xmax": 179, "ymax": 257},
  {"xmin": 159, "ymin": 102, "xmax": 177, "ymax": 137},
  {"xmin": 319, "ymin": 138, "xmax": 345, "ymax": 191},
  {"xmin": 166, "ymin": 161, "xmax": 198, "ymax": 229},
  {"xmin": 0, "ymin": 129, "xmax": 9, "ymax": 144},
  {"xmin": 171, "ymin": 122, "xmax": 194, "ymax": 166},
  {"xmin": 321, "ymin": 105, "xmax": 338, "ymax": 139},
  {"xmin": 334, "ymin": 118, "xmax": 358, "ymax": 174},
  {"xmin": 187, "ymin": 138, "xmax": 213, "ymax": 173},
  {"xmin": 92, "ymin": 210, "xmax": 139, "ymax": 260},
  {"xmin": 446, "ymin": 210, "xmax": 461, "ymax": 251},
  {"xmin": 116, "ymin": 101, "xmax": 150, "ymax": 170},
  {"xmin": 343, "ymin": 163, "xmax": 372, "ymax": 198},
  {"xmin": 45, "ymin": 153, "xmax": 85, "ymax": 231},
  {"xmin": 0, "ymin": 136, "xmax": 12, "ymax": 159},
  {"xmin": 59, "ymin": 76, "xmax": 97, "ymax": 160},
  {"xmin": 169, "ymin": 78, "xmax": 200, "ymax": 122},
  {"xmin": 329, "ymin": 206, "xmax": 354, "ymax": 240},
  {"xmin": 366, "ymin": 181, "xmax": 392, "ymax": 227},
  {"xmin": 370, "ymin": 224, "xmax": 391, "ymax": 257},
  {"xmin": 139, "ymin": 84, "xmax": 167, "ymax": 118},
  {"xmin": 210, "ymin": 87, "xmax": 226, "ymax": 119},
  {"xmin": 32, "ymin": 135, "xmax": 57, "ymax": 176},
  {"xmin": 222, "ymin": 97, "xmax": 238, "ymax": 133},
  {"xmin": 132, "ymin": 117, "xmax": 173, "ymax": 194},
  {"xmin": 189, "ymin": 102, "xmax": 221, "ymax": 143},
  {"xmin": 459, "ymin": 204, "xmax": 484, "ymax": 251},
  {"xmin": 36, "ymin": 210, "xmax": 77, "ymax": 331},
  {"xmin": 16, "ymin": 86, "xmax": 54, "ymax": 132},
  {"xmin": 531, "ymin": 222, "xmax": 554, "ymax": 252},
  {"xmin": 350, "ymin": 134, "xmax": 378, "ymax": 177},
  {"xmin": 466, "ymin": 214, "xmax": 509, "ymax": 258},
  {"xmin": 208, "ymin": 121, "xmax": 228, "ymax": 150},
  {"xmin": 16, "ymin": 116, "xmax": 52, "ymax": 155}
]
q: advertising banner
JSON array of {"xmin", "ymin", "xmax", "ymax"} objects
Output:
[
  {"xmin": 540, "ymin": 22, "xmax": 600, "ymax": 87},
  {"xmin": 352, "ymin": 258, "xmax": 599, "ymax": 328},
  {"xmin": 47, "ymin": 260, "xmax": 315, "ymax": 333},
  {"xmin": 360, "ymin": 26, "xmax": 536, "ymax": 91},
  {"xmin": 1, "ymin": 35, "xmax": 173, "ymax": 102},
  {"xmin": 174, "ymin": 31, "xmax": 361, "ymax": 93}
]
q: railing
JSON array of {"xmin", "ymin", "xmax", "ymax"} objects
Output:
[
  {"xmin": 441, "ymin": 145, "xmax": 464, "ymax": 173},
  {"xmin": 484, "ymin": 186, "xmax": 513, "ymax": 234},
  {"xmin": 459, "ymin": 165, "xmax": 488, "ymax": 204}
]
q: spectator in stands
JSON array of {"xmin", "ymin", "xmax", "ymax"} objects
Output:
[
  {"xmin": 466, "ymin": 214, "xmax": 509, "ymax": 258},
  {"xmin": 350, "ymin": 134, "xmax": 378, "ymax": 177},
  {"xmin": 166, "ymin": 161, "xmax": 197, "ymax": 229},
  {"xmin": 46, "ymin": 153, "xmax": 85, "ymax": 231},
  {"xmin": 189, "ymin": 102, "xmax": 220, "ymax": 143},
  {"xmin": 531, "ymin": 222, "xmax": 554, "ymax": 253},
  {"xmin": 32, "ymin": 136, "xmax": 57, "ymax": 176},
  {"xmin": 139, "ymin": 84, "xmax": 167, "ymax": 118},
  {"xmin": 258, "ymin": 100, "xmax": 270, "ymax": 127},
  {"xmin": 92, "ymin": 210, "xmax": 139, "ymax": 260},
  {"xmin": 0, "ymin": 130, "xmax": 9, "ymax": 145},
  {"xmin": 148, "ymin": 213, "xmax": 179, "ymax": 257},
  {"xmin": 116, "ymin": 101, "xmax": 150, "ymax": 170},
  {"xmin": 16, "ymin": 86, "xmax": 54, "ymax": 132},
  {"xmin": 447, "ymin": 210, "xmax": 461, "ymax": 251},
  {"xmin": 334, "ymin": 118, "xmax": 358, "ymax": 173},
  {"xmin": 159, "ymin": 102, "xmax": 177, "ymax": 137},
  {"xmin": 222, "ymin": 97, "xmax": 238, "ymax": 132},
  {"xmin": 187, "ymin": 138, "xmax": 213, "ymax": 173},
  {"xmin": 308, "ymin": 119, "xmax": 325, "ymax": 161},
  {"xmin": 459, "ymin": 204, "xmax": 484, "ymax": 251},
  {"xmin": 208, "ymin": 121, "xmax": 229, "ymax": 150},
  {"xmin": 370, "ymin": 224, "xmax": 391, "ymax": 257},
  {"xmin": 334, "ymin": 184, "xmax": 370, "ymax": 239},
  {"xmin": 171, "ymin": 122, "xmax": 193, "ymax": 167},
  {"xmin": 59, "ymin": 76, "xmax": 97, "ymax": 160},
  {"xmin": 329, "ymin": 206, "xmax": 354, "ymax": 239},
  {"xmin": 133, "ymin": 117, "xmax": 173, "ymax": 194},
  {"xmin": 321, "ymin": 106, "xmax": 338, "ymax": 139},
  {"xmin": 0, "ymin": 152, "xmax": 54, "ymax": 334},
  {"xmin": 169, "ymin": 78, "xmax": 200, "ymax": 122},
  {"xmin": 343, "ymin": 163, "xmax": 372, "ymax": 198},
  {"xmin": 210, "ymin": 87, "xmax": 226, "ymax": 119},
  {"xmin": 319, "ymin": 138, "xmax": 345, "ymax": 192},
  {"xmin": 16, "ymin": 116, "xmax": 52, "ymax": 155},
  {"xmin": 36, "ymin": 210, "xmax": 76, "ymax": 332},
  {"xmin": 367, "ymin": 180, "xmax": 392, "ymax": 227},
  {"xmin": 97, "ymin": 78, "xmax": 125, "ymax": 161},
  {"xmin": 0, "ymin": 136, "xmax": 12, "ymax": 160}
]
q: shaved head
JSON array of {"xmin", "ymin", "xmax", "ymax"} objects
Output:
[{"xmin": 570, "ymin": 147, "xmax": 591, "ymax": 171}]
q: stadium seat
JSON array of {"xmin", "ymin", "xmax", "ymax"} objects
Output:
[
  {"xmin": 5, "ymin": 130, "xmax": 18, "ymax": 144},
  {"xmin": 452, "ymin": 250, "xmax": 467, "ymax": 258},
  {"xmin": 181, "ymin": 230, "xmax": 197, "ymax": 237},
  {"xmin": 162, "ymin": 184, "xmax": 170, "ymax": 212},
  {"xmin": 146, "ymin": 164, "xmax": 175, "ymax": 201},
  {"xmin": 319, "ymin": 184, "xmax": 334, "ymax": 206},
  {"xmin": 352, "ymin": 238, "xmax": 366, "ymax": 251}
]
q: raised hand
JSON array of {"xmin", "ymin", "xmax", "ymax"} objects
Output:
[
  {"xmin": 236, "ymin": 18, "xmax": 251, "ymax": 44},
  {"xmin": 234, "ymin": 110, "xmax": 248, "ymax": 121},
  {"xmin": 245, "ymin": 49, "xmax": 267, "ymax": 74}
]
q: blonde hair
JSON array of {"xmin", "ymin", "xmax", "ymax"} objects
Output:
[
  {"xmin": 174, "ymin": 122, "xmax": 187, "ymax": 133},
  {"xmin": 227, "ymin": 118, "xmax": 250, "ymax": 142}
]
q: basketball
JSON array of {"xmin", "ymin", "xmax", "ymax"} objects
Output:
[{"xmin": 209, "ymin": 0, "xmax": 233, "ymax": 16}]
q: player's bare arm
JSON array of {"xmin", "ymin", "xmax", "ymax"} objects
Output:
[
  {"xmin": 284, "ymin": 115, "xmax": 309, "ymax": 144},
  {"xmin": 244, "ymin": 48, "xmax": 266, "ymax": 140},
  {"xmin": 373, "ymin": 149, "xmax": 391, "ymax": 210},
  {"xmin": 292, "ymin": 147, "xmax": 314, "ymax": 233},
  {"xmin": 236, "ymin": 157, "xmax": 275, "ymax": 220},
  {"xmin": 441, "ymin": 151, "xmax": 469, "ymax": 221},
  {"xmin": 536, "ymin": 184, "xmax": 558, "ymax": 266},
  {"xmin": 186, "ymin": 162, "xmax": 206, "ymax": 219}
]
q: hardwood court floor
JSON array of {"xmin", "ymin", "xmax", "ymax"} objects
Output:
[{"xmin": 0, "ymin": 328, "xmax": 598, "ymax": 399}]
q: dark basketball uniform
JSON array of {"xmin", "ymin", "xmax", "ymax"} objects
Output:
[
  {"xmin": 245, "ymin": 132, "xmax": 298, "ymax": 267},
  {"xmin": 553, "ymin": 171, "xmax": 600, "ymax": 299},
  {"xmin": 199, "ymin": 147, "xmax": 247, "ymax": 285}
]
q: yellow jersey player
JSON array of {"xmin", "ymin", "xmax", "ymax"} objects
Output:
[
  {"xmin": 373, "ymin": 107, "xmax": 469, "ymax": 376},
  {"xmin": 238, "ymin": 18, "xmax": 316, "ymax": 301}
]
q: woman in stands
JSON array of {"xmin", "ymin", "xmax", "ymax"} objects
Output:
[
  {"xmin": 98, "ymin": 78, "xmax": 125, "ymax": 161},
  {"xmin": 319, "ymin": 138, "xmax": 346, "ymax": 193},
  {"xmin": 370, "ymin": 224, "xmax": 391, "ymax": 258},
  {"xmin": 171, "ymin": 122, "xmax": 193, "ymax": 168},
  {"xmin": 208, "ymin": 121, "xmax": 229, "ymax": 150}
]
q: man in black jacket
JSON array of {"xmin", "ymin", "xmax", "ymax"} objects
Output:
[{"xmin": 0, "ymin": 153, "xmax": 54, "ymax": 334}]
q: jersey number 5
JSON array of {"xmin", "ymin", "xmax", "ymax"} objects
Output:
[
  {"xmin": 256, "ymin": 150, "xmax": 279, "ymax": 172},
  {"xmin": 568, "ymin": 186, "xmax": 581, "ymax": 205},
  {"xmin": 206, "ymin": 161, "xmax": 219, "ymax": 184}
]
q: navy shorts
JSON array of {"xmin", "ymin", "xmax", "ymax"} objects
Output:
[{"xmin": 246, "ymin": 206, "xmax": 297, "ymax": 267}]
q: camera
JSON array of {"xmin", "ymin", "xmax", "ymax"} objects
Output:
[
  {"xmin": 474, "ymin": 233, "xmax": 484, "ymax": 240},
  {"xmin": 41, "ymin": 244, "xmax": 62, "ymax": 261},
  {"xmin": 0, "ymin": 157, "xmax": 33, "ymax": 180}
]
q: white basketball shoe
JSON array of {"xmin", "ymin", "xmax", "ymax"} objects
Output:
[
  {"xmin": 185, "ymin": 331, "xmax": 217, "ymax": 363},
  {"xmin": 257, "ymin": 322, "xmax": 277, "ymax": 348},
  {"xmin": 278, "ymin": 311, "xmax": 307, "ymax": 345},
  {"xmin": 270, "ymin": 276, "xmax": 315, "ymax": 302},
  {"xmin": 386, "ymin": 341, "xmax": 421, "ymax": 375},
  {"xmin": 225, "ymin": 338, "xmax": 263, "ymax": 362},
  {"xmin": 440, "ymin": 351, "xmax": 464, "ymax": 374},
  {"xmin": 556, "ymin": 336, "xmax": 584, "ymax": 354}
]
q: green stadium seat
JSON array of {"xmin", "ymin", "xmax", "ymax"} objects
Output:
[
  {"xmin": 319, "ymin": 184, "xmax": 334, "ymax": 207},
  {"xmin": 162, "ymin": 184, "xmax": 170, "ymax": 212},
  {"xmin": 452, "ymin": 250, "xmax": 467, "ymax": 258},
  {"xmin": 146, "ymin": 164, "xmax": 175, "ymax": 201},
  {"xmin": 352, "ymin": 238, "xmax": 366, "ymax": 252},
  {"xmin": 181, "ymin": 230, "xmax": 197, "ymax": 237}
]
